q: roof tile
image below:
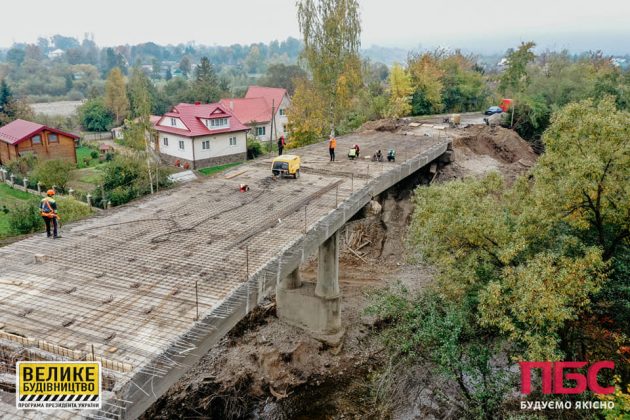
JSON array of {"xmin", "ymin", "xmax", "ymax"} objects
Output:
[
  {"xmin": 0, "ymin": 119, "xmax": 79, "ymax": 145},
  {"xmin": 156, "ymin": 103, "xmax": 249, "ymax": 137}
]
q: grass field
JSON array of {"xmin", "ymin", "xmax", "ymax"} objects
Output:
[
  {"xmin": 76, "ymin": 146, "xmax": 99, "ymax": 169},
  {"xmin": 0, "ymin": 184, "xmax": 35, "ymax": 238},
  {"xmin": 198, "ymin": 162, "xmax": 243, "ymax": 176}
]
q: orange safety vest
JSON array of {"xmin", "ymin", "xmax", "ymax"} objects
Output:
[
  {"xmin": 329, "ymin": 138, "xmax": 337, "ymax": 149},
  {"xmin": 40, "ymin": 198, "xmax": 57, "ymax": 219}
]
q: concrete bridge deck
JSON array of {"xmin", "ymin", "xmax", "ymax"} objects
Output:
[{"xmin": 0, "ymin": 130, "xmax": 449, "ymax": 418}]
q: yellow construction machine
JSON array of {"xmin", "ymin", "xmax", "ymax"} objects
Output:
[{"xmin": 271, "ymin": 155, "xmax": 301, "ymax": 179}]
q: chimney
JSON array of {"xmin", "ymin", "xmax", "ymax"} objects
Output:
[
  {"xmin": 195, "ymin": 101, "xmax": 201, "ymax": 105},
  {"xmin": 229, "ymin": 100, "xmax": 234, "ymax": 111}
]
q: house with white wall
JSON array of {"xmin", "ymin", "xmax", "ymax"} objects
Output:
[
  {"xmin": 220, "ymin": 86, "xmax": 290, "ymax": 142},
  {"xmin": 154, "ymin": 103, "xmax": 249, "ymax": 169}
]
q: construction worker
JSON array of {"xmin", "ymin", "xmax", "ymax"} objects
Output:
[
  {"xmin": 278, "ymin": 135, "xmax": 286, "ymax": 156},
  {"xmin": 328, "ymin": 136, "xmax": 337, "ymax": 162},
  {"xmin": 40, "ymin": 190, "xmax": 60, "ymax": 239}
]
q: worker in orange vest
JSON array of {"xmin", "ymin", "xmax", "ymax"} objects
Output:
[
  {"xmin": 40, "ymin": 189, "xmax": 60, "ymax": 239},
  {"xmin": 328, "ymin": 136, "xmax": 337, "ymax": 162}
]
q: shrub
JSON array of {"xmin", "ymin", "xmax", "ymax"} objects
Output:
[
  {"xmin": 91, "ymin": 155, "xmax": 172, "ymax": 207},
  {"xmin": 30, "ymin": 160, "xmax": 75, "ymax": 192},
  {"xmin": 7, "ymin": 154, "xmax": 38, "ymax": 177},
  {"xmin": 246, "ymin": 137, "xmax": 263, "ymax": 159},
  {"xmin": 90, "ymin": 151, "xmax": 99, "ymax": 160},
  {"xmin": 7, "ymin": 199, "xmax": 43, "ymax": 235},
  {"xmin": 56, "ymin": 196, "xmax": 93, "ymax": 221}
]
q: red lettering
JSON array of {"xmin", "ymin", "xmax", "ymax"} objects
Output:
[
  {"xmin": 553, "ymin": 361, "xmax": 587, "ymax": 394},
  {"xmin": 587, "ymin": 361, "xmax": 615, "ymax": 394},
  {"xmin": 519, "ymin": 361, "xmax": 552, "ymax": 394}
]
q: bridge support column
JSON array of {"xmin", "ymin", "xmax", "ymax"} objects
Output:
[
  {"xmin": 315, "ymin": 231, "xmax": 340, "ymax": 299},
  {"xmin": 276, "ymin": 231, "xmax": 343, "ymax": 341}
]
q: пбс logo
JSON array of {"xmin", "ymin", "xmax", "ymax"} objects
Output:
[{"xmin": 519, "ymin": 361, "xmax": 615, "ymax": 395}]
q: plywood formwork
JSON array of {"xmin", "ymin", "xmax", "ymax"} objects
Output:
[{"xmin": 0, "ymin": 131, "xmax": 449, "ymax": 418}]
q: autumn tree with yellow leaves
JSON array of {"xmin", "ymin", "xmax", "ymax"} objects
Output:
[
  {"xmin": 387, "ymin": 63, "xmax": 413, "ymax": 118},
  {"xmin": 104, "ymin": 67, "xmax": 128, "ymax": 125},
  {"xmin": 289, "ymin": 0, "xmax": 362, "ymax": 144}
]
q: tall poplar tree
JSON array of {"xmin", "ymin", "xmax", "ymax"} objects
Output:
[
  {"xmin": 104, "ymin": 67, "xmax": 129, "ymax": 125},
  {"xmin": 297, "ymin": 0, "xmax": 362, "ymax": 135}
]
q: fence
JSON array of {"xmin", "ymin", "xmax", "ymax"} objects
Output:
[
  {"xmin": 82, "ymin": 132, "xmax": 113, "ymax": 142},
  {"xmin": 0, "ymin": 167, "xmax": 103, "ymax": 210}
]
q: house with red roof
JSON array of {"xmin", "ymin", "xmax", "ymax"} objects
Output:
[
  {"xmin": 220, "ymin": 86, "xmax": 290, "ymax": 142},
  {"xmin": 0, "ymin": 119, "xmax": 79, "ymax": 166},
  {"xmin": 154, "ymin": 102, "xmax": 249, "ymax": 169}
]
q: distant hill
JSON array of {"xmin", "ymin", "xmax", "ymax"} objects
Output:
[{"xmin": 361, "ymin": 45, "xmax": 409, "ymax": 66}]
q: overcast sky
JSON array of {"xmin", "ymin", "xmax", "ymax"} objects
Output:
[{"xmin": 2, "ymin": 0, "xmax": 629, "ymax": 54}]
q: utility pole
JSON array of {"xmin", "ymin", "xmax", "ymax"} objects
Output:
[{"xmin": 270, "ymin": 99, "xmax": 276, "ymax": 155}]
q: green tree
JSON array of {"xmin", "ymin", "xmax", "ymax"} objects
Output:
[
  {"xmin": 104, "ymin": 67, "xmax": 129, "ymax": 125},
  {"xmin": 499, "ymin": 41, "xmax": 536, "ymax": 96},
  {"xmin": 244, "ymin": 45, "xmax": 262, "ymax": 73},
  {"xmin": 297, "ymin": 0, "xmax": 362, "ymax": 134},
  {"xmin": 127, "ymin": 67, "xmax": 152, "ymax": 119},
  {"xmin": 259, "ymin": 63, "xmax": 308, "ymax": 95},
  {"xmin": 403, "ymin": 97, "xmax": 629, "ymax": 366},
  {"xmin": 440, "ymin": 52, "xmax": 489, "ymax": 112},
  {"xmin": 151, "ymin": 58, "xmax": 162, "ymax": 80},
  {"xmin": 78, "ymin": 98, "xmax": 114, "ymax": 131},
  {"xmin": 0, "ymin": 79, "xmax": 13, "ymax": 114},
  {"xmin": 189, "ymin": 57, "xmax": 221, "ymax": 103},
  {"xmin": 30, "ymin": 160, "xmax": 75, "ymax": 191},
  {"xmin": 534, "ymin": 97, "xmax": 629, "ymax": 261},
  {"xmin": 286, "ymin": 78, "xmax": 328, "ymax": 147},
  {"xmin": 161, "ymin": 77, "xmax": 189, "ymax": 106},
  {"xmin": 387, "ymin": 63, "xmax": 413, "ymax": 118},
  {"xmin": 501, "ymin": 93, "xmax": 550, "ymax": 144},
  {"xmin": 408, "ymin": 52, "xmax": 444, "ymax": 115},
  {"xmin": 96, "ymin": 155, "xmax": 170, "ymax": 206},
  {"xmin": 179, "ymin": 56, "xmax": 192, "ymax": 78},
  {"xmin": 0, "ymin": 79, "xmax": 34, "ymax": 125},
  {"xmin": 409, "ymin": 172, "xmax": 607, "ymax": 360}
]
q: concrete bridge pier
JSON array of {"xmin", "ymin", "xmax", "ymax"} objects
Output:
[{"xmin": 277, "ymin": 231, "xmax": 343, "ymax": 342}]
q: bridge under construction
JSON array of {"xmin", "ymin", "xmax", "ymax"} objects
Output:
[{"xmin": 0, "ymin": 129, "xmax": 451, "ymax": 419}]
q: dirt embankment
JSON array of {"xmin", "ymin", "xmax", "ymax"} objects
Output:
[
  {"xmin": 438, "ymin": 125, "xmax": 538, "ymax": 182},
  {"xmin": 144, "ymin": 183, "xmax": 433, "ymax": 419}
]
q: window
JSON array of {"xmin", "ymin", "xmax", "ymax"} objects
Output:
[
  {"xmin": 202, "ymin": 140, "xmax": 210, "ymax": 150},
  {"xmin": 208, "ymin": 118, "xmax": 228, "ymax": 128},
  {"xmin": 178, "ymin": 140, "xmax": 185, "ymax": 150},
  {"xmin": 48, "ymin": 133, "xmax": 58, "ymax": 143},
  {"xmin": 255, "ymin": 126, "xmax": 266, "ymax": 136},
  {"xmin": 229, "ymin": 137, "xmax": 237, "ymax": 146},
  {"xmin": 32, "ymin": 135, "xmax": 41, "ymax": 145},
  {"xmin": 279, "ymin": 108, "xmax": 286, "ymax": 116},
  {"xmin": 282, "ymin": 124, "xmax": 287, "ymax": 133},
  {"xmin": 170, "ymin": 118, "xmax": 177, "ymax": 126},
  {"xmin": 163, "ymin": 137, "xmax": 169, "ymax": 146}
]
